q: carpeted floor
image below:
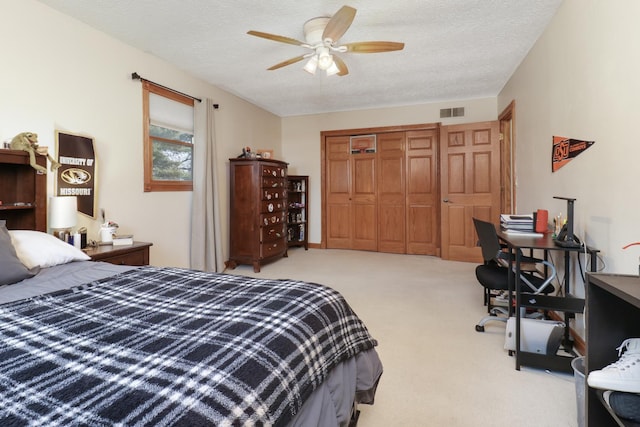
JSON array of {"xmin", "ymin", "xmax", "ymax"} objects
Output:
[{"xmin": 226, "ymin": 248, "xmax": 579, "ymax": 427}]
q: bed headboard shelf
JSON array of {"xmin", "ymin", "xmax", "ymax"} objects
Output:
[{"xmin": 0, "ymin": 149, "xmax": 47, "ymax": 231}]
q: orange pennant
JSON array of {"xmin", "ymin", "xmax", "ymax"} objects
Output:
[{"xmin": 552, "ymin": 136, "xmax": 595, "ymax": 172}]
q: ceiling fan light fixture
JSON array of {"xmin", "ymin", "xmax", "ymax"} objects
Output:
[
  {"xmin": 325, "ymin": 61, "xmax": 340, "ymax": 76},
  {"xmin": 247, "ymin": 5, "xmax": 404, "ymax": 78},
  {"xmin": 303, "ymin": 56, "xmax": 318, "ymax": 74},
  {"xmin": 317, "ymin": 48, "xmax": 333, "ymax": 70},
  {"xmin": 303, "ymin": 17, "xmax": 330, "ymax": 45}
]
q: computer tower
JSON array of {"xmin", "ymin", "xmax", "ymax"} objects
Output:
[{"xmin": 504, "ymin": 317, "xmax": 565, "ymax": 355}]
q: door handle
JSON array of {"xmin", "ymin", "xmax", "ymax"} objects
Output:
[{"xmin": 443, "ymin": 198, "xmax": 450, "ymax": 203}]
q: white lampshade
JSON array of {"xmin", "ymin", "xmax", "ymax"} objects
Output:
[
  {"xmin": 317, "ymin": 48, "xmax": 333, "ymax": 70},
  {"xmin": 49, "ymin": 196, "xmax": 78, "ymax": 230},
  {"xmin": 325, "ymin": 61, "xmax": 340, "ymax": 76},
  {"xmin": 303, "ymin": 56, "xmax": 318, "ymax": 75}
]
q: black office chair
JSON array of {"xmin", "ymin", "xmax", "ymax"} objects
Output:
[{"xmin": 472, "ymin": 217, "xmax": 556, "ymax": 332}]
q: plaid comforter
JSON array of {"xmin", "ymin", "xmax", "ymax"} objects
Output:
[{"xmin": 0, "ymin": 267, "xmax": 378, "ymax": 426}]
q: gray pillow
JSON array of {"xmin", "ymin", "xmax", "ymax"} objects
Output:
[{"xmin": 0, "ymin": 221, "xmax": 39, "ymax": 286}]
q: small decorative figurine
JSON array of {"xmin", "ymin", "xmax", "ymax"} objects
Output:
[
  {"xmin": 10, "ymin": 132, "xmax": 61, "ymax": 173},
  {"xmin": 237, "ymin": 146, "xmax": 255, "ymax": 159}
]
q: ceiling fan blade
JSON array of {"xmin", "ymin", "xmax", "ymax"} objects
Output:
[
  {"xmin": 267, "ymin": 55, "xmax": 307, "ymax": 70},
  {"xmin": 333, "ymin": 55, "xmax": 349, "ymax": 76},
  {"xmin": 344, "ymin": 41, "xmax": 405, "ymax": 53},
  {"xmin": 247, "ymin": 30, "xmax": 306, "ymax": 47},
  {"xmin": 322, "ymin": 5, "xmax": 356, "ymax": 42}
]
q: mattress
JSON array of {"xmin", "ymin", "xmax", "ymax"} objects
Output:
[
  {"xmin": 0, "ymin": 260, "xmax": 134, "ymax": 304},
  {"xmin": 0, "ymin": 262, "xmax": 382, "ymax": 426}
]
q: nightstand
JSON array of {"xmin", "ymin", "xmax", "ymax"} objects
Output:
[{"xmin": 84, "ymin": 242, "xmax": 152, "ymax": 266}]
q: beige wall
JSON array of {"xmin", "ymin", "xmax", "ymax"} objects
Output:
[
  {"xmin": 282, "ymin": 98, "xmax": 498, "ymax": 244},
  {"xmin": 1, "ymin": 0, "xmax": 281, "ymax": 267},
  {"xmin": 499, "ymin": 0, "xmax": 640, "ymax": 275},
  {"xmin": 14, "ymin": 0, "xmax": 631, "ymax": 278}
]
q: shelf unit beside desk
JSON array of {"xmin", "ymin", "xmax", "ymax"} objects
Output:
[
  {"xmin": 497, "ymin": 230, "xmax": 599, "ymax": 372},
  {"xmin": 586, "ymin": 273, "xmax": 640, "ymax": 427}
]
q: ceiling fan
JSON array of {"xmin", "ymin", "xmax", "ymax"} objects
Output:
[{"xmin": 247, "ymin": 5, "xmax": 404, "ymax": 77}]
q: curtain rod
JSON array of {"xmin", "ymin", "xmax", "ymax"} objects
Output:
[{"xmin": 131, "ymin": 72, "xmax": 220, "ymax": 109}]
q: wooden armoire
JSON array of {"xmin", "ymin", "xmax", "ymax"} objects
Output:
[{"xmin": 226, "ymin": 158, "xmax": 288, "ymax": 272}]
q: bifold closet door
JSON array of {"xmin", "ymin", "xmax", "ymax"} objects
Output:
[
  {"xmin": 377, "ymin": 132, "xmax": 405, "ymax": 254},
  {"xmin": 351, "ymin": 152, "xmax": 377, "ymax": 251},
  {"xmin": 326, "ymin": 130, "xmax": 438, "ymax": 254},
  {"xmin": 325, "ymin": 135, "xmax": 377, "ymax": 251},
  {"xmin": 326, "ymin": 135, "xmax": 352, "ymax": 249},
  {"xmin": 325, "ymin": 122, "xmax": 497, "ymax": 260},
  {"xmin": 405, "ymin": 129, "xmax": 439, "ymax": 255},
  {"xmin": 376, "ymin": 130, "xmax": 439, "ymax": 255}
]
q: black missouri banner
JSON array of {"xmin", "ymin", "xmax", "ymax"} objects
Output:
[{"xmin": 55, "ymin": 131, "xmax": 96, "ymax": 218}]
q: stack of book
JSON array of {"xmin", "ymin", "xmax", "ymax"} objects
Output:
[
  {"xmin": 500, "ymin": 214, "xmax": 542, "ymax": 237},
  {"xmin": 112, "ymin": 234, "xmax": 134, "ymax": 246}
]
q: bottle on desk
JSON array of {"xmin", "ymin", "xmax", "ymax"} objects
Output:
[{"xmin": 535, "ymin": 209, "xmax": 549, "ymax": 233}]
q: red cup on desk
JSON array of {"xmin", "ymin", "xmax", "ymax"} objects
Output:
[{"xmin": 535, "ymin": 209, "xmax": 549, "ymax": 233}]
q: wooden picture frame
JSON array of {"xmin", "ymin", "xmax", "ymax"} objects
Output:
[{"xmin": 257, "ymin": 149, "xmax": 273, "ymax": 159}]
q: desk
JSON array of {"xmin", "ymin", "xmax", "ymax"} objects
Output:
[{"xmin": 497, "ymin": 231, "xmax": 599, "ymax": 372}]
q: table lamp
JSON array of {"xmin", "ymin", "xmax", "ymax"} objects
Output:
[{"xmin": 49, "ymin": 196, "xmax": 77, "ymax": 241}]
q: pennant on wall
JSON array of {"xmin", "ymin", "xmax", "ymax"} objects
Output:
[
  {"xmin": 552, "ymin": 136, "xmax": 595, "ymax": 172},
  {"xmin": 55, "ymin": 131, "xmax": 97, "ymax": 218}
]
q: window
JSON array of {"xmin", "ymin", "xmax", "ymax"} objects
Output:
[{"xmin": 142, "ymin": 81, "xmax": 194, "ymax": 192}]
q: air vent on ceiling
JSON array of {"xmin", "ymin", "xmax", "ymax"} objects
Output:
[{"xmin": 440, "ymin": 107, "xmax": 465, "ymax": 118}]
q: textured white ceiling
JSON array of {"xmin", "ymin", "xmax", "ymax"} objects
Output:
[{"xmin": 36, "ymin": 0, "xmax": 562, "ymax": 117}]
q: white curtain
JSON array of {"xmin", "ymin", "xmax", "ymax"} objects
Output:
[{"xmin": 190, "ymin": 98, "xmax": 224, "ymax": 272}]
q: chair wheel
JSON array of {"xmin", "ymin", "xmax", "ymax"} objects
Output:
[{"xmin": 475, "ymin": 324, "xmax": 485, "ymax": 332}]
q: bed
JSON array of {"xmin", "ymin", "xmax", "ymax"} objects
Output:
[{"xmin": 0, "ymin": 156, "xmax": 382, "ymax": 426}]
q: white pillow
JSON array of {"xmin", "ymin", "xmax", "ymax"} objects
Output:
[{"xmin": 8, "ymin": 230, "xmax": 90, "ymax": 269}]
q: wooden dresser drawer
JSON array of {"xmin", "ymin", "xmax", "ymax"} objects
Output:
[
  {"xmin": 262, "ymin": 177, "xmax": 286, "ymax": 188},
  {"xmin": 261, "ymin": 211, "xmax": 286, "ymax": 227},
  {"xmin": 261, "ymin": 199, "xmax": 286, "ymax": 214},
  {"xmin": 261, "ymin": 164, "xmax": 286, "ymax": 178},
  {"xmin": 261, "ymin": 223, "xmax": 285, "ymax": 242},
  {"xmin": 260, "ymin": 238, "xmax": 286, "ymax": 258},
  {"xmin": 99, "ymin": 251, "xmax": 146, "ymax": 266},
  {"xmin": 263, "ymin": 188, "xmax": 286, "ymax": 201}
]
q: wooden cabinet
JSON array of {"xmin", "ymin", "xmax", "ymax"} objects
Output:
[
  {"xmin": 0, "ymin": 150, "xmax": 46, "ymax": 231},
  {"xmin": 227, "ymin": 158, "xmax": 288, "ymax": 272},
  {"xmin": 85, "ymin": 242, "xmax": 152, "ymax": 266},
  {"xmin": 287, "ymin": 175, "xmax": 308, "ymax": 250},
  {"xmin": 586, "ymin": 273, "xmax": 640, "ymax": 426}
]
